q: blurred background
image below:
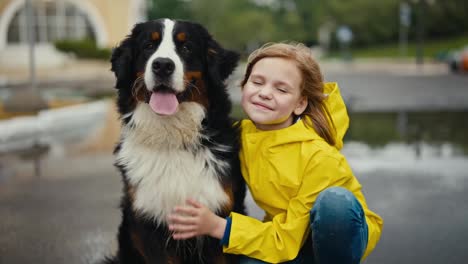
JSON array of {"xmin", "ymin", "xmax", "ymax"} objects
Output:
[{"xmin": 0, "ymin": 0, "xmax": 467, "ymax": 263}]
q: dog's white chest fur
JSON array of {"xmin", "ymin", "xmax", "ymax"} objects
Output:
[{"xmin": 116, "ymin": 103, "xmax": 229, "ymax": 225}]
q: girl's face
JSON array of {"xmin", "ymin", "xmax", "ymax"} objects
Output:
[{"xmin": 241, "ymin": 57, "xmax": 307, "ymax": 131}]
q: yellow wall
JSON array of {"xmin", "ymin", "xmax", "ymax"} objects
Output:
[
  {"xmin": 88, "ymin": 0, "xmax": 133, "ymax": 47},
  {"xmin": 0, "ymin": 0, "xmax": 10, "ymax": 15},
  {"xmin": 0, "ymin": 0, "xmax": 137, "ymax": 48}
]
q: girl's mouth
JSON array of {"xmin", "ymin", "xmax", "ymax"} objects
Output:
[{"xmin": 252, "ymin": 102, "xmax": 273, "ymax": 111}]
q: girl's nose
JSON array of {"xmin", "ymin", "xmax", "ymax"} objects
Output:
[{"xmin": 258, "ymin": 86, "xmax": 272, "ymax": 100}]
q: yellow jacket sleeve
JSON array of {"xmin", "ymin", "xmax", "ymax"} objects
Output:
[{"xmin": 223, "ymin": 155, "xmax": 348, "ymax": 263}]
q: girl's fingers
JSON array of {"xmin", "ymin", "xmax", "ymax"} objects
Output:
[
  {"xmin": 169, "ymin": 224, "xmax": 196, "ymax": 233},
  {"xmin": 172, "ymin": 231, "xmax": 197, "ymax": 240},
  {"xmin": 174, "ymin": 206, "xmax": 198, "ymax": 216},
  {"xmin": 168, "ymin": 214, "xmax": 197, "ymax": 225},
  {"xmin": 186, "ymin": 198, "xmax": 203, "ymax": 208}
]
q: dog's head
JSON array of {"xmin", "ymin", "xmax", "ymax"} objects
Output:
[{"xmin": 111, "ymin": 19, "xmax": 239, "ymax": 120}]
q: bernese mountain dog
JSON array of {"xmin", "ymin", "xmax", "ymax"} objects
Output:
[{"xmin": 103, "ymin": 18, "xmax": 246, "ymax": 264}]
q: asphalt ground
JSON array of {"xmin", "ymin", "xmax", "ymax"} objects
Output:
[{"xmin": 1, "ymin": 152, "xmax": 468, "ymax": 264}]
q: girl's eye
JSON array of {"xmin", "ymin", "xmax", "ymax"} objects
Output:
[{"xmin": 277, "ymin": 87, "xmax": 287, "ymax": 93}]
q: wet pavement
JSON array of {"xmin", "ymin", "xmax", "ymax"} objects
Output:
[
  {"xmin": 1, "ymin": 61, "xmax": 468, "ymax": 263},
  {"xmin": 1, "ymin": 152, "xmax": 467, "ymax": 264},
  {"xmin": 0, "ymin": 155, "xmax": 120, "ymax": 264},
  {"xmin": 359, "ymin": 168, "xmax": 468, "ymax": 264}
]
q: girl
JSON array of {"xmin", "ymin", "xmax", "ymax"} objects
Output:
[{"xmin": 168, "ymin": 43, "xmax": 383, "ymax": 264}]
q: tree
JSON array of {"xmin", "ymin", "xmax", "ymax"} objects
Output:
[
  {"xmin": 147, "ymin": 0, "xmax": 192, "ymax": 20},
  {"xmin": 145, "ymin": 0, "xmax": 468, "ymax": 52},
  {"xmin": 189, "ymin": 0, "xmax": 277, "ymax": 52},
  {"xmin": 423, "ymin": 0, "xmax": 468, "ymax": 39}
]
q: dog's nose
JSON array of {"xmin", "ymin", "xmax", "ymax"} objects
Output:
[{"xmin": 152, "ymin": 58, "xmax": 175, "ymax": 77}]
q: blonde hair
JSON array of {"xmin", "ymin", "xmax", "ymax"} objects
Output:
[{"xmin": 241, "ymin": 42, "xmax": 336, "ymax": 146}]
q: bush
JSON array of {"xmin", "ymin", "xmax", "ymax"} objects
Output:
[{"xmin": 54, "ymin": 39, "xmax": 111, "ymax": 60}]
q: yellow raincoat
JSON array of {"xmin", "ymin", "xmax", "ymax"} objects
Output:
[{"xmin": 223, "ymin": 82, "xmax": 383, "ymax": 263}]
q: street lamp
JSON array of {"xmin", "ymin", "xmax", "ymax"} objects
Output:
[
  {"xmin": 410, "ymin": 0, "xmax": 436, "ymax": 65},
  {"xmin": 399, "ymin": 2, "xmax": 411, "ymax": 58}
]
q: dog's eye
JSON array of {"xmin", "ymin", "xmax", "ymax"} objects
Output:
[
  {"xmin": 182, "ymin": 43, "xmax": 191, "ymax": 54},
  {"xmin": 144, "ymin": 43, "xmax": 154, "ymax": 50}
]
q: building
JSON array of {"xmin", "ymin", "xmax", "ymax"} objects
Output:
[{"xmin": 0, "ymin": 0, "xmax": 147, "ymax": 68}]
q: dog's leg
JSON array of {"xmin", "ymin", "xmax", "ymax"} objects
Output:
[{"xmin": 114, "ymin": 212, "xmax": 146, "ymax": 264}]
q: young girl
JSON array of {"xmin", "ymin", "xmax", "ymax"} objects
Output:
[{"xmin": 168, "ymin": 43, "xmax": 383, "ymax": 264}]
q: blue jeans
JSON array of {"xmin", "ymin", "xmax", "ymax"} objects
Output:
[{"xmin": 239, "ymin": 187, "xmax": 368, "ymax": 264}]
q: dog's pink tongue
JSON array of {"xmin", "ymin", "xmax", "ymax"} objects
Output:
[{"xmin": 149, "ymin": 92, "xmax": 179, "ymax": 115}]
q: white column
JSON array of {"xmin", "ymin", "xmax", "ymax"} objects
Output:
[
  {"xmin": 56, "ymin": 0, "xmax": 66, "ymax": 40},
  {"xmin": 37, "ymin": 1, "xmax": 48, "ymax": 42},
  {"xmin": 19, "ymin": 7, "xmax": 28, "ymax": 43}
]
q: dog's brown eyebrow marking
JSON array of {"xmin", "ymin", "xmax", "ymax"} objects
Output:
[
  {"xmin": 176, "ymin": 32, "xmax": 186, "ymax": 42},
  {"xmin": 151, "ymin": 32, "xmax": 160, "ymax": 41}
]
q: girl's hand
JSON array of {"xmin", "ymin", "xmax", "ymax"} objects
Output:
[{"xmin": 168, "ymin": 198, "xmax": 227, "ymax": 240}]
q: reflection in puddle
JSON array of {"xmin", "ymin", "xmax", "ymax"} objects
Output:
[{"xmin": 346, "ymin": 111, "xmax": 468, "ymax": 155}]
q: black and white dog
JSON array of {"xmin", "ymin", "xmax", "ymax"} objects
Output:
[{"xmin": 104, "ymin": 18, "xmax": 246, "ymax": 264}]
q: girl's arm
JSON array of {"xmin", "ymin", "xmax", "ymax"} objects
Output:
[{"xmin": 169, "ymin": 156, "xmax": 342, "ymax": 262}]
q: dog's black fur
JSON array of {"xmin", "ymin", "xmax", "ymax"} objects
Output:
[{"xmin": 102, "ymin": 19, "xmax": 246, "ymax": 264}]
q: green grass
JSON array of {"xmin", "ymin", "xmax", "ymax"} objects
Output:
[{"xmin": 328, "ymin": 35, "xmax": 468, "ymax": 59}]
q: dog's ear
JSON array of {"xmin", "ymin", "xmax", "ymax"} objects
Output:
[
  {"xmin": 111, "ymin": 38, "xmax": 133, "ymax": 89},
  {"xmin": 111, "ymin": 27, "xmax": 139, "ymax": 90},
  {"xmin": 207, "ymin": 38, "xmax": 240, "ymax": 82}
]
